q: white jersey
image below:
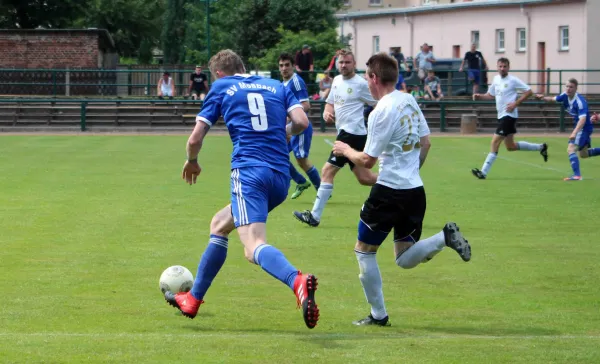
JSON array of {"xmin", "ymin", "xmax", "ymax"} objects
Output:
[
  {"xmin": 326, "ymin": 74, "xmax": 376, "ymax": 135},
  {"xmin": 161, "ymin": 77, "xmax": 173, "ymax": 96},
  {"xmin": 364, "ymin": 90, "xmax": 431, "ymax": 190},
  {"xmin": 488, "ymin": 74, "xmax": 531, "ymax": 119}
]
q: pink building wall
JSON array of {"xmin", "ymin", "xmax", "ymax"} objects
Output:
[{"xmin": 344, "ymin": 1, "xmax": 599, "ymax": 93}]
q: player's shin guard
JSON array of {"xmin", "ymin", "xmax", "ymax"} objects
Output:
[
  {"xmin": 253, "ymin": 244, "xmax": 298, "ymax": 289},
  {"xmin": 587, "ymin": 148, "xmax": 600, "ymax": 157},
  {"xmin": 481, "ymin": 152, "xmax": 497, "ymax": 176},
  {"xmin": 395, "ymin": 232, "xmax": 445, "ymax": 269},
  {"xmin": 311, "ymin": 183, "xmax": 333, "ymax": 220},
  {"xmin": 306, "ymin": 166, "xmax": 321, "ymax": 190},
  {"xmin": 191, "ymin": 235, "xmax": 228, "ymax": 300},
  {"xmin": 355, "ymin": 250, "xmax": 387, "ymax": 320},
  {"xmin": 569, "ymin": 153, "xmax": 581, "ymax": 176}
]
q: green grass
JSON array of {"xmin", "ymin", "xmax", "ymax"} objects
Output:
[{"xmin": 1, "ymin": 134, "xmax": 599, "ymax": 363}]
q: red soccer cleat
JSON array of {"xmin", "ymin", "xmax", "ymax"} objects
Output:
[
  {"xmin": 164, "ymin": 291, "xmax": 203, "ymax": 319},
  {"xmin": 293, "ymin": 272, "xmax": 320, "ymax": 329}
]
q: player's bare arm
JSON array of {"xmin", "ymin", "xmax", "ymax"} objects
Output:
[
  {"xmin": 570, "ymin": 115, "xmax": 588, "ymax": 140},
  {"xmin": 332, "ymin": 141, "xmax": 377, "ymax": 169},
  {"xmin": 183, "ymin": 121, "xmax": 210, "ymax": 185},
  {"xmin": 535, "ymin": 94, "xmax": 557, "ymax": 102},
  {"xmin": 287, "ymin": 107, "xmax": 309, "ymax": 136},
  {"xmin": 507, "ymin": 89, "xmax": 532, "ymax": 112},
  {"xmin": 301, "ymin": 101, "xmax": 310, "ymax": 113},
  {"xmin": 473, "ymin": 92, "xmax": 494, "ymax": 101},
  {"xmin": 323, "ymin": 103, "xmax": 335, "ymax": 123},
  {"xmin": 419, "ymin": 135, "xmax": 431, "ymax": 168}
]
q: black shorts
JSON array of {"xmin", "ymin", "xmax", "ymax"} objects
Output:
[
  {"xmin": 327, "ymin": 130, "xmax": 367, "ymax": 170},
  {"xmin": 495, "ymin": 116, "xmax": 518, "ymax": 136},
  {"xmin": 359, "ymin": 184, "xmax": 426, "ymax": 245}
]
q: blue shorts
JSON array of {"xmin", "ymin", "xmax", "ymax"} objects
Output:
[
  {"xmin": 288, "ymin": 122, "xmax": 313, "ymax": 159},
  {"xmin": 467, "ymin": 69, "xmax": 480, "ymax": 84},
  {"xmin": 570, "ymin": 130, "xmax": 592, "ymax": 151},
  {"xmin": 230, "ymin": 167, "xmax": 290, "ymax": 228}
]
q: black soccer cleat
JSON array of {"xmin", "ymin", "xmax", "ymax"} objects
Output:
[
  {"xmin": 352, "ymin": 314, "xmax": 391, "ymax": 327},
  {"xmin": 293, "ymin": 210, "xmax": 320, "ymax": 227},
  {"xmin": 540, "ymin": 143, "xmax": 549, "ymax": 162},
  {"xmin": 471, "ymin": 168, "xmax": 486, "ymax": 180},
  {"xmin": 443, "ymin": 222, "xmax": 471, "ymax": 262}
]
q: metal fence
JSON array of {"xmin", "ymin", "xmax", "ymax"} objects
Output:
[
  {"xmin": 1, "ymin": 68, "xmax": 600, "ymax": 97},
  {"xmin": 2, "ymin": 98, "xmax": 597, "ymax": 132}
]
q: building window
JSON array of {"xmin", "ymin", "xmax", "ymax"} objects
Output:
[
  {"xmin": 369, "ymin": 0, "xmax": 382, "ymax": 6},
  {"xmin": 517, "ymin": 28, "xmax": 526, "ymax": 51},
  {"xmin": 559, "ymin": 26, "xmax": 569, "ymax": 51},
  {"xmin": 372, "ymin": 36, "xmax": 380, "ymax": 54},
  {"xmin": 496, "ymin": 29, "xmax": 505, "ymax": 52},
  {"xmin": 471, "ymin": 31, "xmax": 480, "ymax": 48}
]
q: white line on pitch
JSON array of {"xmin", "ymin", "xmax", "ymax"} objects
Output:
[
  {"xmin": 1, "ymin": 332, "xmax": 599, "ymax": 340},
  {"xmin": 324, "ymin": 138, "xmax": 334, "ymax": 146}
]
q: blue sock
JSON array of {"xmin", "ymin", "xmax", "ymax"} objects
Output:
[
  {"xmin": 289, "ymin": 164, "xmax": 307, "ymax": 185},
  {"xmin": 306, "ymin": 166, "xmax": 321, "ymax": 190},
  {"xmin": 253, "ymin": 244, "xmax": 298, "ymax": 290},
  {"xmin": 190, "ymin": 235, "xmax": 228, "ymax": 300},
  {"xmin": 569, "ymin": 153, "xmax": 581, "ymax": 176},
  {"xmin": 587, "ymin": 148, "xmax": 600, "ymax": 157}
]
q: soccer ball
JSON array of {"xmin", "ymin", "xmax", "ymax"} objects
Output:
[{"xmin": 159, "ymin": 265, "xmax": 194, "ymax": 294}]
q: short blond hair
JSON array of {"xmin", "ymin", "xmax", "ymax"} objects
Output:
[
  {"xmin": 337, "ymin": 48, "xmax": 355, "ymax": 61},
  {"xmin": 209, "ymin": 49, "xmax": 246, "ymax": 76}
]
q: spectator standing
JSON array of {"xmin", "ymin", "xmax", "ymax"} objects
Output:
[
  {"xmin": 459, "ymin": 43, "xmax": 488, "ymax": 95},
  {"xmin": 414, "ymin": 43, "xmax": 436, "ymax": 82},
  {"xmin": 295, "ymin": 45, "xmax": 314, "ymax": 88}
]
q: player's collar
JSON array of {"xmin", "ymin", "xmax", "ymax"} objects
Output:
[{"xmin": 234, "ymin": 73, "xmax": 252, "ymax": 78}]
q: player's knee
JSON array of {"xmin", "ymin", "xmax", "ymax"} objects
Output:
[
  {"xmin": 579, "ymin": 150, "xmax": 589, "ymax": 158},
  {"xmin": 297, "ymin": 158, "xmax": 311, "ymax": 171},
  {"xmin": 506, "ymin": 144, "xmax": 518, "ymax": 151},
  {"xmin": 321, "ymin": 165, "xmax": 336, "ymax": 182},
  {"xmin": 395, "ymin": 255, "xmax": 418, "ymax": 269}
]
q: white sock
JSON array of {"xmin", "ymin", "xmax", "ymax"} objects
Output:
[
  {"xmin": 311, "ymin": 183, "xmax": 333, "ymax": 221},
  {"xmin": 481, "ymin": 152, "xmax": 497, "ymax": 176},
  {"xmin": 355, "ymin": 250, "xmax": 387, "ymax": 320},
  {"xmin": 396, "ymin": 231, "xmax": 445, "ymax": 269},
  {"xmin": 517, "ymin": 141, "xmax": 543, "ymax": 151}
]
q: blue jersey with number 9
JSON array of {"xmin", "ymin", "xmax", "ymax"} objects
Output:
[{"xmin": 197, "ymin": 74, "xmax": 302, "ymax": 175}]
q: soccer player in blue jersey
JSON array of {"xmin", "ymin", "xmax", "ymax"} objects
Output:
[
  {"xmin": 536, "ymin": 78, "xmax": 600, "ymax": 181},
  {"xmin": 164, "ymin": 49, "xmax": 320, "ymax": 329},
  {"xmin": 278, "ymin": 53, "xmax": 321, "ymax": 199}
]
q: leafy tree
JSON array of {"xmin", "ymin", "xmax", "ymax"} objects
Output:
[
  {"xmin": 161, "ymin": 0, "xmax": 189, "ymax": 64},
  {"xmin": 138, "ymin": 38, "xmax": 154, "ymax": 64},
  {"xmin": 0, "ymin": 0, "xmax": 91, "ymax": 29},
  {"xmin": 250, "ymin": 27, "xmax": 345, "ymax": 71}
]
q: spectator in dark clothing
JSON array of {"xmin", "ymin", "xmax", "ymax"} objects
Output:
[
  {"xmin": 295, "ymin": 44, "xmax": 314, "ymax": 89},
  {"xmin": 459, "ymin": 43, "xmax": 488, "ymax": 94}
]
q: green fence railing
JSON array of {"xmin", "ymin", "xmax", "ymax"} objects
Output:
[
  {"xmin": 1, "ymin": 68, "xmax": 600, "ymax": 97},
  {"xmin": 2, "ymin": 98, "xmax": 598, "ymax": 133}
]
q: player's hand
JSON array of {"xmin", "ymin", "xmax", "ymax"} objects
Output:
[
  {"xmin": 323, "ymin": 111, "xmax": 335, "ymax": 124},
  {"xmin": 332, "ymin": 141, "xmax": 350, "ymax": 157},
  {"xmin": 506, "ymin": 102, "xmax": 517, "ymax": 112},
  {"xmin": 182, "ymin": 160, "xmax": 201, "ymax": 185},
  {"xmin": 592, "ymin": 112, "xmax": 599, "ymax": 123}
]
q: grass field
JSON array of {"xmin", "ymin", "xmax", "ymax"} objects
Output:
[{"xmin": 1, "ymin": 134, "xmax": 599, "ymax": 363}]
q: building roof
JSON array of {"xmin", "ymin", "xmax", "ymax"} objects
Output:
[
  {"xmin": 336, "ymin": 0, "xmax": 585, "ymax": 20},
  {"xmin": 0, "ymin": 28, "xmax": 116, "ymax": 50}
]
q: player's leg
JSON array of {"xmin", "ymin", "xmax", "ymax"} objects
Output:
[
  {"xmin": 504, "ymin": 131, "xmax": 548, "ymax": 161},
  {"xmin": 235, "ymin": 168, "xmax": 319, "ymax": 328},
  {"xmin": 289, "ymin": 131, "xmax": 312, "ymax": 199},
  {"xmin": 164, "ymin": 204, "xmax": 235, "ymax": 318},
  {"xmin": 565, "ymin": 131, "xmax": 587, "ymax": 180},
  {"xmin": 578, "ymin": 132, "xmax": 600, "ymax": 159},
  {"xmin": 393, "ymin": 187, "xmax": 471, "ymax": 267},
  {"xmin": 353, "ymin": 185, "xmax": 393, "ymax": 326},
  {"xmin": 472, "ymin": 131, "xmax": 504, "ymax": 179},
  {"xmin": 293, "ymin": 159, "xmax": 341, "ymax": 227},
  {"xmin": 295, "ymin": 125, "xmax": 321, "ymax": 192}
]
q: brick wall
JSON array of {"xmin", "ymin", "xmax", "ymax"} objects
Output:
[{"xmin": 0, "ymin": 33, "xmax": 99, "ymax": 69}]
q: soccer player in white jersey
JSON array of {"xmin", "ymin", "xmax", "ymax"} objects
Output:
[
  {"xmin": 332, "ymin": 53, "xmax": 472, "ymax": 326},
  {"xmin": 471, "ymin": 58, "xmax": 549, "ymax": 180},
  {"xmin": 293, "ymin": 49, "xmax": 377, "ymax": 227}
]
